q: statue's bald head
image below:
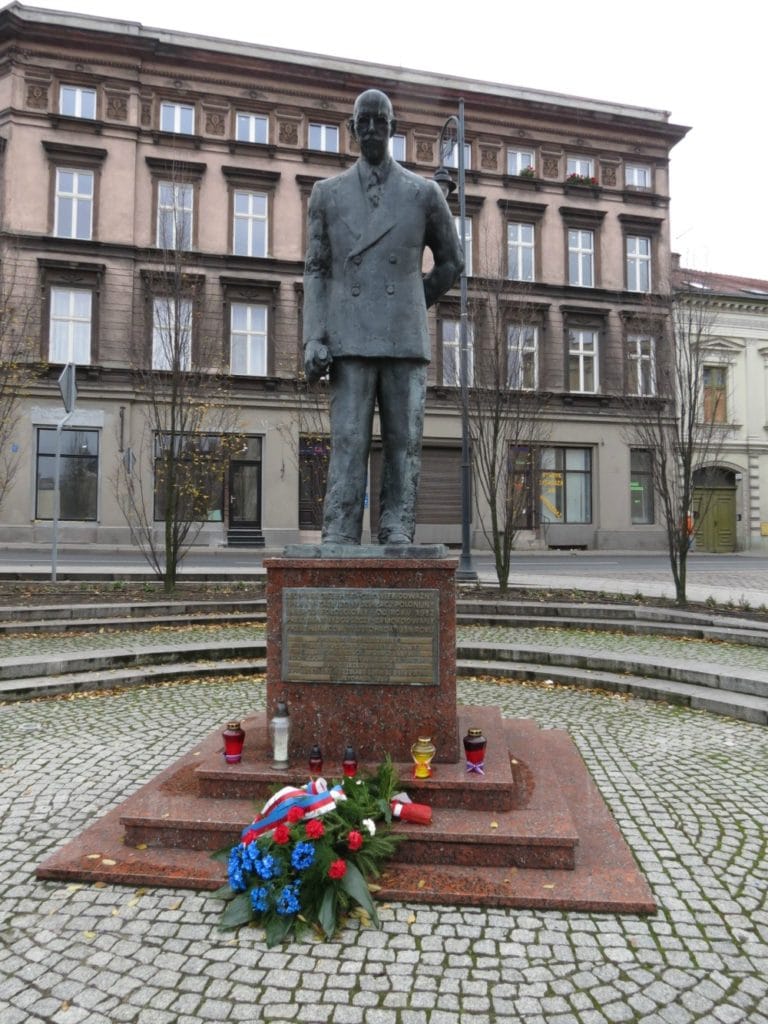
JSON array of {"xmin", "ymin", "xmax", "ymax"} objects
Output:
[{"xmin": 352, "ymin": 89, "xmax": 394, "ymax": 124}]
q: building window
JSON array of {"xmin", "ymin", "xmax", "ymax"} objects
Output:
[
  {"xmin": 445, "ymin": 142, "xmax": 472, "ymax": 170},
  {"xmin": 703, "ymin": 365, "xmax": 727, "ymax": 423},
  {"xmin": 630, "ymin": 449, "xmax": 654, "ymax": 524},
  {"xmin": 455, "ymin": 216, "xmax": 472, "ymax": 276},
  {"xmin": 157, "ymin": 181, "xmax": 193, "ymax": 250},
  {"xmin": 509, "ymin": 446, "xmax": 534, "ymax": 529},
  {"xmin": 235, "ymin": 112, "xmax": 268, "ymax": 144},
  {"xmin": 49, "ymin": 287, "xmax": 92, "ymax": 365},
  {"xmin": 625, "ymin": 163, "xmax": 651, "ymax": 189},
  {"xmin": 59, "ymin": 85, "xmax": 96, "ymax": 119},
  {"xmin": 441, "ymin": 318, "xmax": 474, "ymax": 386},
  {"xmin": 566, "ymin": 155, "xmax": 594, "ymax": 179},
  {"xmin": 539, "ymin": 447, "xmax": 592, "ymax": 524},
  {"xmin": 568, "ymin": 328, "xmax": 598, "ymax": 393},
  {"xmin": 54, "ymin": 168, "xmax": 93, "ymax": 240},
  {"xmin": 568, "ymin": 229, "xmax": 594, "ymax": 287},
  {"xmin": 308, "ymin": 123, "xmax": 339, "ymax": 152},
  {"xmin": 507, "ymin": 325, "xmax": 538, "ymax": 390},
  {"xmin": 389, "ymin": 134, "xmax": 406, "ymax": 161},
  {"xmin": 507, "ymin": 222, "xmax": 535, "ymax": 282},
  {"xmin": 160, "ymin": 102, "xmax": 195, "ymax": 135},
  {"xmin": 230, "ymin": 302, "xmax": 267, "ymax": 376},
  {"xmin": 507, "ymin": 148, "xmax": 535, "ymax": 176},
  {"xmin": 152, "ymin": 296, "xmax": 192, "ymax": 371},
  {"xmin": 233, "ymin": 191, "xmax": 268, "ymax": 257},
  {"xmin": 36, "ymin": 427, "xmax": 99, "ymax": 521},
  {"xmin": 627, "ymin": 334, "xmax": 656, "ymax": 396},
  {"xmin": 626, "ymin": 235, "xmax": 652, "ymax": 292},
  {"xmin": 153, "ymin": 433, "xmax": 226, "ymax": 522}
]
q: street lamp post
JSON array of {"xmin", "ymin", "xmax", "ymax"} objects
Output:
[{"xmin": 435, "ymin": 98, "xmax": 477, "ymax": 580}]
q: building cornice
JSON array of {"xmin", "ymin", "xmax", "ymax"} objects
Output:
[{"xmin": 0, "ymin": 3, "xmax": 689, "ymax": 145}]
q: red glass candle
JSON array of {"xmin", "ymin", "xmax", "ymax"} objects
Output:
[
  {"xmin": 342, "ymin": 745, "xmax": 358, "ymax": 777},
  {"xmin": 463, "ymin": 727, "xmax": 486, "ymax": 775},
  {"xmin": 308, "ymin": 744, "xmax": 323, "ymax": 774},
  {"xmin": 222, "ymin": 721, "xmax": 245, "ymax": 764}
]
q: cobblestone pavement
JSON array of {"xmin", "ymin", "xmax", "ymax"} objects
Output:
[{"xmin": 2, "ymin": 676, "xmax": 768, "ymax": 1024}]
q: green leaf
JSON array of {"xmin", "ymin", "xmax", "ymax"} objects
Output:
[
  {"xmin": 217, "ymin": 892, "xmax": 253, "ymax": 930},
  {"xmin": 340, "ymin": 862, "xmax": 380, "ymax": 928},
  {"xmin": 210, "ymin": 884, "xmax": 235, "ymax": 900},
  {"xmin": 265, "ymin": 914, "xmax": 295, "ymax": 947},
  {"xmin": 318, "ymin": 886, "xmax": 337, "ymax": 939}
]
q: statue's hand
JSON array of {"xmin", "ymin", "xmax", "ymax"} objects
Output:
[{"xmin": 304, "ymin": 339, "xmax": 332, "ymax": 383}]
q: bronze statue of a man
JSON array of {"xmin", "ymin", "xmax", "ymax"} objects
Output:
[{"xmin": 303, "ymin": 88, "xmax": 463, "ymax": 545}]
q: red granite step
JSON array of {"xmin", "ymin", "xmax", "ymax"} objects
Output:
[
  {"xmin": 195, "ymin": 705, "xmax": 517, "ymax": 811},
  {"xmin": 36, "ymin": 710, "xmax": 654, "ymax": 914}
]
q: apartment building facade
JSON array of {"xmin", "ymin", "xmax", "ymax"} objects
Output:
[
  {"xmin": 672, "ymin": 264, "xmax": 768, "ymax": 553},
  {"xmin": 0, "ymin": 2, "xmax": 689, "ymax": 550}
]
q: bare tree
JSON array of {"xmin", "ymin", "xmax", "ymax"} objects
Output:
[
  {"xmin": 114, "ymin": 169, "xmax": 241, "ymax": 590},
  {"xmin": 465, "ymin": 276, "xmax": 551, "ymax": 591},
  {"xmin": 0, "ymin": 254, "xmax": 37, "ymax": 510},
  {"xmin": 623, "ymin": 291, "xmax": 724, "ymax": 604}
]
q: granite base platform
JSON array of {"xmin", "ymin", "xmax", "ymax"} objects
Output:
[{"xmin": 36, "ymin": 707, "xmax": 655, "ymax": 914}]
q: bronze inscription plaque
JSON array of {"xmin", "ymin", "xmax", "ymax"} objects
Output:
[{"xmin": 282, "ymin": 587, "xmax": 438, "ymax": 685}]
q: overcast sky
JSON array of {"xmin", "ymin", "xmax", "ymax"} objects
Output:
[{"xmin": 21, "ymin": 0, "xmax": 767, "ymax": 281}]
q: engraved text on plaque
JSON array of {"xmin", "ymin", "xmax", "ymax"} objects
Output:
[{"xmin": 282, "ymin": 588, "xmax": 438, "ymax": 685}]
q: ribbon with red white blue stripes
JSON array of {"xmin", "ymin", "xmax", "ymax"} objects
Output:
[{"xmin": 241, "ymin": 778, "xmax": 344, "ymax": 842}]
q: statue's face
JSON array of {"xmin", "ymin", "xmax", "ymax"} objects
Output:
[{"xmin": 352, "ymin": 91, "xmax": 393, "ymax": 166}]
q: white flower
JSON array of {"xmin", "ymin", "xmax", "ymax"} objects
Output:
[{"xmin": 362, "ymin": 818, "xmax": 376, "ymax": 837}]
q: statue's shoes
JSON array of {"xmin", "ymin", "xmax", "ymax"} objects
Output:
[{"xmin": 382, "ymin": 534, "xmax": 410, "ymax": 545}]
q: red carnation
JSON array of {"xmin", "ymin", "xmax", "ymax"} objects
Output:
[
  {"xmin": 287, "ymin": 806, "xmax": 305, "ymax": 823},
  {"xmin": 328, "ymin": 859, "xmax": 347, "ymax": 880},
  {"xmin": 347, "ymin": 830, "xmax": 363, "ymax": 852},
  {"xmin": 273, "ymin": 824, "xmax": 291, "ymax": 845},
  {"xmin": 305, "ymin": 818, "xmax": 324, "ymax": 839}
]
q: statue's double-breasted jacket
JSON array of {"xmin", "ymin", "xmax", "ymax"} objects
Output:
[{"xmin": 303, "ymin": 159, "xmax": 463, "ymax": 360}]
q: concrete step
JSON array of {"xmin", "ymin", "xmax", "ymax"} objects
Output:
[
  {"xmin": 0, "ymin": 598, "xmax": 266, "ymax": 624},
  {"xmin": 0, "ymin": 658, "xmax": 266, "ymax": 701},
  {"xmin": 0, "ymin": 610, "xmax": 266, "ymax": 635},
  {"xmin": 458, "ymin": 659, "xmax": 768, "ymax": 726}
]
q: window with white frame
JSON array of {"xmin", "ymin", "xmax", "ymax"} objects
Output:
[
  {"xmin": 235, "ymin": 112, "xmax": 268, "ymax": 144},
  {"xmin": 539, "ymin": 447, "xmax": 592, "ymax": 523},
  {"xmin": 627, "ymin": 334, "xmax": 656, "ymax": 396},
  {"xmin": 152, "ymin": 296, "xmax": 192, "ymax": 371},
  {"xmin": 507, "ymin": 222, "xmax": 535, "ymax": 282},
  {"xmin": 36, "ymin": 428, "xmax": 99, "ymax": 521},
  {"xmin": 160, "ymin": 102, "xmax": 195, "ymax": 135},
  {"xmin": 233, "ymin": 191, "xmax": 268, "ymax": 257},
  {"xmin": 445, "ymin": 142, "xmax": 472, "ymax": 170},
  {"xmin": 441, "ymin": 318, "xmax": 474, "ymax": 387},
  {"xmin": 630, "ymin": 449, "xmax": 654, "ymax": 524},
  {"xmin": 54, "ymin": 168, "xmax": 93, "ymax": 240},
  {"xmin": 568, "ymin": 328, "xmax": 599, "ymax": 393},
  {"xmin": 49, "ymin": 287, "xmax": 92, "ymax": 364},
  {"xmin": 625, "ymin": 163, "xmax": 652, "ymax": 189},
  {"xmin": 507, "ymin": 148, "xmax": 535, "ymax": 176},
  {"xmin": 507, "ymin": 325, "xmax": 538, "ymax": 390},
  {"xmin": 308, "ymin": 123, "xmax": 339, "ymax": 152},
  {"xmin": 230, "ymin": 302, "xmax": 268, "ymax": 376},
  {"xmin": 454, "ymin": 215, "xmax": 472, "ymax": 276},
  {"xmin": 157, "ymin": 181, "xmax": 193, "ymax": 250},
  {"xmin": 568, "ymin": 228, "xmax": 594, "ymax": 287},
  {"xmin": 566, "ymin": 155, "xmax": 594, "ymax": 179},
  {"xmin": 389, "ymin": 134, "xmax": 406, "ymax": 161},
  {"xmin": 626, "ymin": 235, "xmax": 652, "ymax": 292},
  {"xmin": 59, "ymin": 85, "xmax": 96, "ymax": 119}
]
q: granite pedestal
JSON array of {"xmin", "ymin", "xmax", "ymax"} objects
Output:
[{"xmin": 265, "ymin": 547, "xmax": 458, "ymax": 764}]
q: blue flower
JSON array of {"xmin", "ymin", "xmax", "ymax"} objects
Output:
[
  {"xmin": 255, "ymin": 853, "xmax": 279, "ymax": 880},
  {"xmin": 242, "ymin": 842, "xmax": 261, "ymax": 872},
  {"xmin": 276, "ymin": 883, "xmax": 301, "ymax": 916},
  {"xmin": 227, "ymin": 847, "xmax": 246, "ymax": 893},
  {"xmin": 250, "ymin": 886, "xmax": 270, "ymax": 913},
  {"xmin": 290, "ymin": 842, "xmax": 316, "ymax": 871}
]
